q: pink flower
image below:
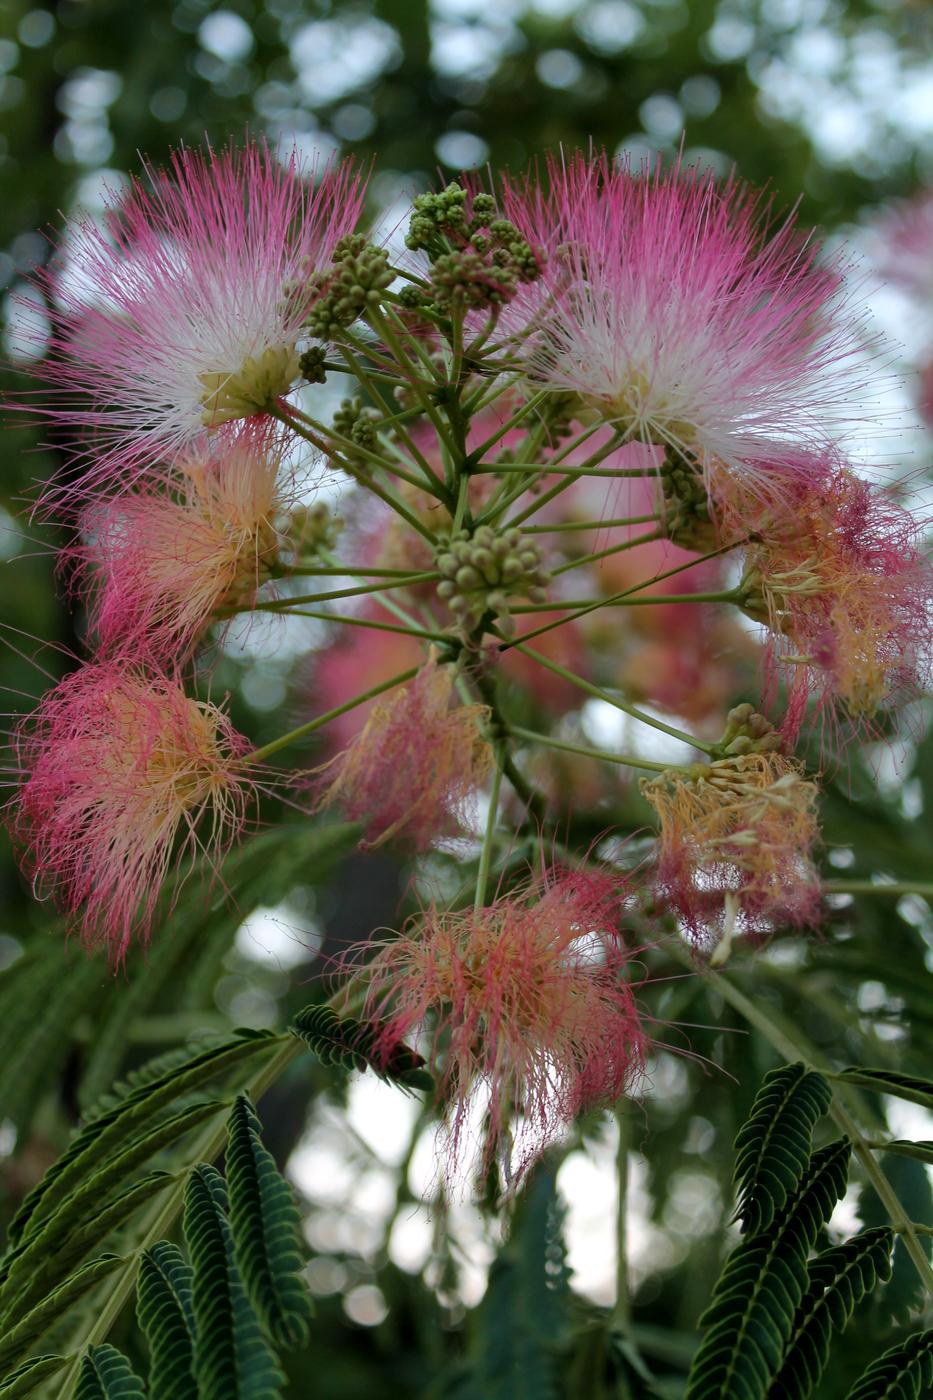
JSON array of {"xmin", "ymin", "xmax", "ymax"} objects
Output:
[
  {"xmin": 501, "ymin": 151, "xmax": 867, "ymax": 499},
  {"xmin": 641, "ymin": 750, "xmax": 822, "ymax": 953},
  {"xmin": 357, "ymin": 868, "xmax": 648, "ymax": 1178},
  {"xmin": 72, "ymin": 427, "xmax": 293, "ymax": 663},
  {"xmin": 735, "ymin": 464, "xmax": 933, "ymax": 734},
  {"xmin": 313, "ymin": 657, "xmax": 492, "ymax": 850},
  {"xmin": 28, "ymin": 142, "xmax": 364, "ymax": 501},
  {"xmin": 8, "ymin": 663, "xmax": 255, "ymax": 957}
]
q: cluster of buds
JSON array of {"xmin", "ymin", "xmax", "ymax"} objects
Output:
[
  {"xmin": 404, "ymin": 182, "xmax": 543, "ymax": 312},
  {"xmin": 435, "ymin": 525, "xmax": 550, "ymax": 633},
  {"xmin": 712, "ymin": 702, "xmax": 783, "ymax": 757},
  {"xmin": 304, "ymin": 234, "xmax": 394, "ymax": 340},
  {"xmin": 284, "ymin": 501, "xmax": 343, "ymax": 562},
  {"xmin": 331, "ymin": 396, "xmax": 382, "ymax": 462},
  {"xmin": 660, "ymin": 447, "xmax": 717, "ymax": 551}
]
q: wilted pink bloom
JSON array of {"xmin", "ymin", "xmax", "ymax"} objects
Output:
[
  {"xmin": 28, "ymin": 142, "xmax": 364, "ymax": 500},
  {"xmin": 641, "ymin": 752, "xmax": 822, "ymax": 953},
  {"xmin": 734, "ymin": 464, "xmax": 933, "ymax": 735},
  {"xmin": 8, "ymin": 663, "xmax": 254, "ymax": 957},
  {"xmin": 502, "ymin": 151, "xmax": 867, "ymax": 498},
  {"xmin": 73, "ymin": 428, "xmax": 294, "ymax": 663},
  {"xmin": 313, "ymin": 657, "xmax": 492, "ymax": 849},
  {"xmin": 357, "ymin": 867, "xmax": 648, "ymax": 1178}
]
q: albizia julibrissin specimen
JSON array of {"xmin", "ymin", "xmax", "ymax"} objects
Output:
[
  {"xmin": 72, "ymin": 427, "xmax": 294, "ymax": 663},
  {"xmin": 500, "ymin": 151, "xmax": 866, "ymax": 498},
  {"xmin": 6, "ymin": 138, "xmax": 932, "ymax": 1191},
  {"xmin": 27, "ymin": 142, "xmax": 364, "ymax": 498},
  {"xmin": 355, "ymin": 869, "xmax": 648, "ymax": 1175},
  {"xmin": 9, "ymin": 664, "xmax": 254, "ymax": 956},
  {"xmin": 313, "ymin": 658, "xmax": 493, "ymax": 850}
]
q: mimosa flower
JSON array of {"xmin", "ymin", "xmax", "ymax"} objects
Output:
[
  {"xmin": 74, "ymin": 429, "xmax": 293, "ymax": 663},
  {"xmin": 313, "ymin": 657, "xmax": 492, "ymax": 849},
  {"xmin": 502, "ymin": 151, "xmax": 867, "ymax": 500},
  {"xmin": 8, "ymin": 664, "xmax": 254, "ymax": 957},
  {"xmin": 357, "ymin": 868, "xmax": 647, "ymax": 1178},
  {"xmin": 641, "ymin": 750, "xmax": 821, "ymax": 952},
  {"xmin": 735, "ymin": 466, "xmax": 933, "ymax": 730},
  {"xmin": 28, "ymin": 141, "xmax": 364, "ymax": 500}
]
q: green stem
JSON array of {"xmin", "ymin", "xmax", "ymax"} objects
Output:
[
  {"xmin": 612, "ymin": 1100, "xmax": 631, "ymax": 1333},
  {"xmin": 245, "ymin": 666, "xmax": 419, "ymax": 765},
  {"xmin": 503, "ymin": 639, "xmax": 714, "ymax": 754},
  {"xmin": 708, "ymin": 973, "xmax": 933, "ymax": 1299},
  {"xmin": 551, "ymin": 528, "xmax": 666, "ymax": 577},
  {"xmin": 274, "ymin": 407, "xmax": 439, "ymax": 545},
  {"xmin": 465, "ymin": 389, "xmax": 551, "ymax": 462},
  {"xmin": 509, "ymin": 590, "xmax": 742, "ymax": 613},
  {"xmin": 243, "ymin": 572, "xmax": 439, "ymax": 613},
  {"xmin": 258, "ymin": 605, "xmax": 452, "ymax": 645},
  {"xmin": 474, "ymin": 759, "xmax": 504, "ymax": 912},
  {"xmin": 822, "ymin": 880, "xmax": 933, "ymax": 898},
  {"xmin": 508, "ymin": 725, "xmax": 674, "ymax": 774},
  {"xmin": 522, "ymin": 514, "xmax": 662, "ymax": 534},
  {"xmin": 495, "ymin": 542, "xmax": 742, "ymax": 651}
]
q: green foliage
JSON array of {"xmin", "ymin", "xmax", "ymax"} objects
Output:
[
  {"xmin": 184, "ymin": 1164, "xmax": 285, "ymax": 1400},
  {"xmin": 835, "ymin": 1069, "xmax": 933, "ymax": 1113},
  {"xmin": 0, "ymin": 1354, "xmax": 66, "ymax": 1397},
  {"xmin": 733, "ymin": 1063, "xmax": 833, "ymax": 1235},
  {"xmin": 6, "ymin": 1031, "xmax": 277, "ymax": 1251},
  {"xmin": 226, "ymin": 1095, "xmax": 314, "ymax": 1349},
  {"xmin": 767, "ymin": 1228, "xmax": 895, "ymax": 1399},
  {"xmin": 453, "ymin": 1166, "xmax": 571, "ymax": 1400},
  {"xmin": 0, "ymin": 1254, "xmax": 123, "ymax": 1376},
  {"xmin": 846, "ymin": 1328, "xmax": 933, "ymax": 1400},
  {"xmin": 290, "ymin": 1002, "xmax": 432, "ymax": 1091},
  {"xmin": 136, "ymin": 1243, "xmax": 196, "ymax": 1400},
  {"xmin": 74, "ymin": 1344, "xmax": 146, "ymax": 1400},
  {"xmin": 685, "ymin": 1138, "xmax": 853, "ymax": 1400}
]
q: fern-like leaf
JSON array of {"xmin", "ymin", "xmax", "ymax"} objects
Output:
[
  {"xmin": 767, "ymin": 1227, "xmax": 895, "ymax": 1399},
  {"xmin": 290, "ymin": 1003, "xmax": 432, "ymax": 1091},
  {"xmin": 184, "ymin": 1164, "xmax": 284, "ymax": 1399},
  {"xmin": 733, "ymin": 1063, "xmax": 832, "ymax": 1235},
  {"xmin": 846, "ymin": 1327, "xmax": 933, "ymax": 1399},
  {"xmin": 226, "ymin": 1095, "xmax": 313, "ymax": 1349},
  {"xmin": 0, "ymin": 1354, "xmax": 66, "ymax": 1397},
  {"xmin": 836, "ymin": 1069, "xmax": 933, "ymax": 1112},
  {"xmin": 0, "ymin": 1172, "xmax": 172, "ymax": 1331},
  {"xmin": 136, "ymin": 1242, "xmax": 196, "ymax": 1400},
  {"xmin": 74, "ymin": 1344, "xmax": 145, "ymax": 1400},
  {"xmin": 0, "ymin": 1253, "xmax": 123, "ymax": 1375},
  {"xmin": 685, "ymin": 1139, "xmax": 852, "ymax": 1400},
  {"xmin": 6, "ymin": 1031, "xmax": 275, "ymax": 1251}
]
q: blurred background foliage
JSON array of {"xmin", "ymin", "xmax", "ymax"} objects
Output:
[{"xmin": 1, "ymin": 2, "xmax": 932, "ymax": 1397}]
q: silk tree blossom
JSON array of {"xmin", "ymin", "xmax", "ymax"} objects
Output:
[
  {"xmin": 733, "ymin": 464, "xmax": 933, "ymax": 732},
  {"xmin": 641, "ymin": 751, "xmax": 821, "ymax": 954},
  {"xmin": 313, "ymin": 657, "xmax": 493, "ymax": 849},
  {"xmin": 8, "ymin": 664, "xmax": 255, "ymax": 957},
  {"xmin": 500, "ymin": 151, "xmax": 869, "ymax": 500},
  {"xmin": 73, "ymin": 429, "xmax": 297, "ymax": 663},
  {"xmin": 356, "ymin": 868, "xmax": 648, "ymax": 1178},
  {"xmin": 29, "ymin": 142, "xmax": 365, "ymax": 499}
]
